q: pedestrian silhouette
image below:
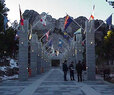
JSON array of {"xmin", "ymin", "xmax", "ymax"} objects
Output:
[
  {"xmin": 76, "ymin": 60, "xmax": 83, "ymax": 82},
  {"xmin": 62, "ymin": 60, "xmax": 68, "ymax": 81},
  {"xmin": 69, "ymin": 61, "xmax": 75, "ymax": 80}
]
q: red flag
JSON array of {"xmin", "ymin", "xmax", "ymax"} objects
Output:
[
  {"xmin": 89, "ymin": 5, "xmax": 95, "ymax": 21},
  {"xmin": 19, "ymin": 4, "xmax": 24, "ymax": 26},
  {"xmin": 45, "ymin": 31, "xmax": 49, "ymax": 41}
]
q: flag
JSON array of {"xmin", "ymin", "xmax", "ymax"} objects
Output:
[
  {"xmin": 4, "ymin": 15, "xmax": 8, "ymax": 32},
  {"xmin": 58, "ymin": 39, "xmax": 63, "ymax": 48},
  {"xmin": 40, "ymin": 14, "xmax": 47, "ymax": 26},
  {"xmin": 74, "ymin": 28, "xmax": 81, "ymax": 35},
  {"xmin": 19, "ymin": 4, "xmax": 24, "ymax": 26},
  {"xmin": 64, "ymin": 15, "xmax": 73, "ymax": 30},
  {"xmin": 89, "ymin": 5, "xmax": 95, "ymax": 21},
  {"xmin": 29, "ymin": 25, "xmax": 32, "ymax": 40},
  {"xmin": 48, "ymin": 39, "xmax": 52, "ymax": 47},
  {"xmin": 51, "ymin": 45, "xmax": 55, "ymax": 55},
  {"xmin": 106, "ymin": 14, "xmax": 112, "ymax": 26},
  {"xmin": 82, "ymin": 39, "xmax": 86, "ymax": 46},
  {"xmin": 64, "ymin": 32, "xmax": 68, "ymax": 38},
  {"xmin": 45, "ymin": 30, "xmax": 49, "ymax": 41}
]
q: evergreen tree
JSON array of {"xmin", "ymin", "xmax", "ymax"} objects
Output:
[{"xmin": 0, "ymin": 0, "xmax": 9, "ymax": 32}]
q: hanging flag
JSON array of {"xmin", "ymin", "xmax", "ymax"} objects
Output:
[
  {"xmin": 29, "ymin": 24, "xmax": 32, "ymax": 40},
  {"xmin": 4, "ymin": 15, "xmax": 8, "ymax": 32},
  {"xmin": 58, "ymin": 39, "xmax": 63, "ymax": 48},
  {"xmin": 64, "ymin": 15, "xmax": 73, "ymax": 30},
  {"xmin": 106, "ymin": 14, "xmax": 112, "ymax": 26},
  {"xmin": 82, "ymin": 39, "xmax": 86, "ymax": 46},
  {"xmin": 45, "ymin": 30, "xmax": 49, "ymax": 41},
  {"xmin": 51, "ymin": 45, "xmax": 55, "ymax": 55},
  {"xmin": 74, "ymin": 28, "xmax": 81, "ymax": 35},
  {"xmin": 40, "ymin": 14, "xmax": 47, "ymax": 26},
  {"xmin": 89, "ymin": 5, "xmax": 95, "ymax": 21},
  {"xmin": 19, "ymin": 4, "xmax": 24, "ymax": 26},
  {"xmin": 48, "ymin": 39, "xmax": 52, "ymax": 47},
  {"xmin": 63, "ymin": 32, "xmax": 68, "ymax": 38}
]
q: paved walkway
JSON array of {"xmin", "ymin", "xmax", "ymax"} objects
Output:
[{"xmin": 0, "ymin": 68, "xmax": 114, "ymax": 95}]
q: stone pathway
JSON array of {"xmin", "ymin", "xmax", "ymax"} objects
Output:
[{"xmin": 0, "ymin": 68, "xmax": 114, "ymax": 95}]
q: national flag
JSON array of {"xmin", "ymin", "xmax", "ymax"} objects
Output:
[
  {"xmin": 29, "ymin": 24, "xmax": 32, "ymax": 40},
  {"xmin": 82, "ymin": 39, "xmax": 86, "ymax": 46},
  {"xmin": 58, "ymin": 39, "xmax": 63, "ymax": 48},
  {"xmin": 19, "ymin": 4, "xmax": 24, "ymax": 26},
  {"xmin": 40, "ymin": 14, "xmax": 47, "ymax": 26},
  {"xmin": 45, "ymin": 30, "xmax": 49, "ymax": 41},
  {"xmin": 63, "ymin": 32, "xmax": 68, "ymax": 38},
  {"xmin": 74, "ymin": 28, "xmax": 81, "ymax": 35},
  {"xmin": 48, "ymin": 39, "xmax": 52, "ymax": 47},
  {"xmin": 89, "ymin": 5, "xmax": 95, "ymax": 21},
  {"xmin": 64, "ymin": 15, "xmax": 73, "ymax": 30},
  {"xmin": 4, "ymin": 15, "xmax": 8, "ymax": 32},
  {"xmin": 106, "ymin": 14, "xmax": 112, "ymax": 26},
  {"xmin": 51, "ymin": 45, "xmax": 55, "ymax": 55}
]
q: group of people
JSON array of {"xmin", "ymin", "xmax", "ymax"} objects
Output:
[{"xmin": 62, "ymin": 60, "xmax": 86, "ymax": 82}]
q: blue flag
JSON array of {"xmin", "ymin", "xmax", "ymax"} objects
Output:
[
  {"xmin": 48, "ymin": 39, "xmax": 52, "ymax": 47},
  {"xmin": 64, "ymin": 15, "xmax": 73, "ymax": 30},
  {"xmin": 106, "ymin": 14, "xmax": 112, "ymax": 26},
  {"xmin": 58, "ymin": 39, "xmax": 63, "ymax": 48}
]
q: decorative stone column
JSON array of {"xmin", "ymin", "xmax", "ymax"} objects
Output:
[
  {"xmin": 37, "ymin": 42, "xmax": 42, "ymax": 74},
  {"xmin": 19, "ymin": 20, "xmax": 28, "ymax": 81},
  {"xmin": 85, "ymin": 20, "xmax": 96, "ymax": 80},
  {"xmin": 30, "ymin": 34, "xmax": 38, "ymax": 77},
  {"xmin": 76, "ymin": 32, "xmax": 83, "ymax": 63}
]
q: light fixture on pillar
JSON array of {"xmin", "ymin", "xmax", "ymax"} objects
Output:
[
  {"xmin": 4, "ymin": 51, "xmax": 6, "ymax": 54},
  {"xmin": 79, "ymin": 50, "xmax": 81, "ymax": 52},
  {"xmin": 73, "ymin": 54, "xmax": 74, "ymax": 56},
  {"xmin": 38, "ymin": 54, "xmax": 39, "ymax": 56},
  {"xmin": 90, "ymin": 41, "xmax": 93, "ymax": 45},
  {"xmin": 32, "ymin": 50, "xmax": 34, "ymax": 52},
  {"xmin": 21, "ymin": 42, "xmax": 23, "ymax": 44}
]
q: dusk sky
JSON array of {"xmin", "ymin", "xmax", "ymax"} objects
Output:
[{"xmin": 6, "ymin": 0, "xmax": 114, "ymax": 24}]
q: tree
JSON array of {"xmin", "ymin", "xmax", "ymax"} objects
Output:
[
  {"xmin": 0, "ymin": 0, "xmax": 18, "ymax": 58},
  {"xmin": 0, "ymin": 0, "xmax": 9, "ymax": 32}
]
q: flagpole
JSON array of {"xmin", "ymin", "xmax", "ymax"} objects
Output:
[
  {"xmin": 94, "ymin": 13, "xmax": 114, "ymax": 32},
  {"xmin": 42, "ymin": 37, "xmax": 53, "ymax": 48},
  {"xmin": 38, "ymin": 28, "xmax": 52, "ymax": 42},
  {"xmin": 94, "ymin": 22, "xmax": 104, "ymax": 32}
]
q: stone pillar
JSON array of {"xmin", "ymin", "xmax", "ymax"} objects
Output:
[
  {"xmin": 37, "ymin": 42, "xmax": 42, "ymax": 74},
  {"xmin": 19, "ymin": 20, "xmax": 28, "ymax": 81},
  {"xmin": 85, "ymin": 20, "xmax": 96, "ymax": 80},
  {"xmin": 76, "ymin": 33, "xmax": 83, "ymax": 63},
  {"xmin": 30, "ymin": 34, "xmax": 38, "ymax": 77}
]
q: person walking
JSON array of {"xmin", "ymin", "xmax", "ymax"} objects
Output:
[
  {"xmin": 76, "ymin": 60, "xmax": 83, "ymax": 82},
  {"xmin": 62, "ymin": 60, "xmax": 68, "ymax": 81},
  {"xmin": 69, "ymin": 61, "xmax": 75, "ymax": 81}
]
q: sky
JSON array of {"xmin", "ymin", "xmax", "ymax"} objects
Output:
[{"xmin": 5, "ymin": 0, "xmax": 114, "ymax": 24}]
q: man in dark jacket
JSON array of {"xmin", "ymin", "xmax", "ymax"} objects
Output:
[
  {"xmin": 62, "ymin": 60, "xmax": 68, "ymax": 81},
  {"xmin": 76, "ymin": 60, "xmax": 83, "ymax": 82},
  {"xmin": 69, "ymin": 61, "xmax": 75, "ymax": 80}
]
